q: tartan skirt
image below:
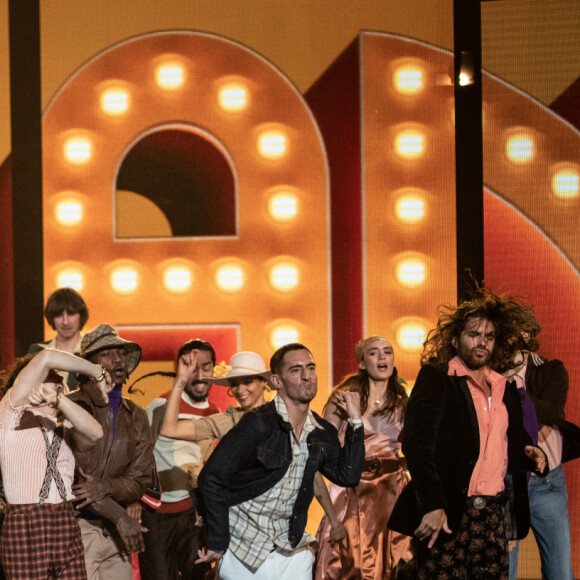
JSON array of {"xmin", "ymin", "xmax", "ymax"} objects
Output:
[{"xmin": 0, "ymin": 501, "xmax": 86, "ymax": 579}]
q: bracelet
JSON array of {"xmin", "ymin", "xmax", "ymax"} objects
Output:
[
  {"xmin": 94, "ymin": 365, "xmax": 107, "ymax": 382},
  {"xmin": 48, "ymin": 391, "xmax": 61, "ymax": 410}
]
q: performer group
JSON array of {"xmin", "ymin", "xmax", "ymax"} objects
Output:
[{"xmin": 0, "ymin": 285, "xmax": 577, "ymax": 580}]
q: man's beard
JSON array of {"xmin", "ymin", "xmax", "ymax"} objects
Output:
[
  {"xmin": 461, "ymin": 348, "xmax": 491, "ymax": 370},
  {"xmin": 186, "ymin": 382, "xmax": 210, "ymax": 402}
]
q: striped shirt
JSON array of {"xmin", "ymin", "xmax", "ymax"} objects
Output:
[
  {"xmin": 228, "ymin": 396, "xmax": 320, "ymax": 572},
  {"xmin": 0, "ymin": 392, "xmax": 75, "ymax": 504}
]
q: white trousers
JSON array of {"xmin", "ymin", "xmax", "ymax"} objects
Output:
[{"xmin": 218, "ymin": 546, "xmax": 314, "ymax": 580}]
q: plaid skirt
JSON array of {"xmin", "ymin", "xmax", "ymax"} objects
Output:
[{"xmin": 0, "ymin": 501, "xmax": 86, "ymax": 579}]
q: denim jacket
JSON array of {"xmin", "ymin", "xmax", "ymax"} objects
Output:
[{"xmin": 198, "ymin": 400, "xmax": 365, "ymax": 552}]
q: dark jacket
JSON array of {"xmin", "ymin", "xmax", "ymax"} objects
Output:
[
  {"xmin": 69, "ymin": 382, "xmax": 155, "ymax": 520},
  {"xmin": 525, "ymin": 356, "xmax": 580, "ymax": 463},
  {"xmin": 388, "ymin": 363, "xmax": 547, "ymax": 541},
  {"xmin": 197, "ymin": 399, "xmax": 365, "ymax": 552}
]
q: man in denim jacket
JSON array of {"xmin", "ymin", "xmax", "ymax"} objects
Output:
[{"xmin": 197, "ymin": 343, "xmax": 365, "ymax": 580}]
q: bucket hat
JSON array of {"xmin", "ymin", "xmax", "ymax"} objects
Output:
[
  {"xmin": 80, "ymin": 324, "xmax": 142, "ymax": 375},
  {"xmin": 210, "ymin": 351, "xmax": 271, "ymax": 385}
]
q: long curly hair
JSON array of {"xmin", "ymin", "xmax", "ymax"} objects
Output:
[
  {"xmin": 326, "ymin": 336, "xmax": 407, "ymax": 421},
  {"xmin": 421, "ymin": 286, "xmax": 538, "ymax": 373}
]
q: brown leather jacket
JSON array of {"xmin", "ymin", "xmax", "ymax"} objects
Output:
[{"xmin": 69, "ymin": 382, "xmax": 155, "ymax": 520}]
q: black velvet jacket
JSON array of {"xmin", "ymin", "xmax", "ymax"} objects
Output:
[
  {"xmin": 388, "ymin": 363, "xmax": 547, "ymax": 541},
  {"xmin": 197, "ymin": 399, "xmax": 365, "ymax": 552}
]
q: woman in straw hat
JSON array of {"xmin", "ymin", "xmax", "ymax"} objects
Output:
[
  {"xmin": 314, "ymin": 336, "xmax": 412, "ymax": 580},
  {"xmin": 160, "ymin": 351, "xmax": 271, "ymax": 444}
]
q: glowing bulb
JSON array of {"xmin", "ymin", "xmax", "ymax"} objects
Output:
[
  {"xmin": 270, "ymin": 324, "xmax": 300, "ymax": 349},
  {"xmin": 506, "ymin": 134, "xmax": 534, "ymax": 163},
  {"xmin": 215, "ymin": 265, "xmax": 244, "ymax": 292},
  {"xmin": 218, "ymin": 84, "xmax": 248, "ymax": 112},
  {"xmin": 552, "ymin": 170, "xmax": 579, "ymax": 199},
  {"xmin": 395, "ymin": 194, "xmax": 425, "ymax": 224},
  {"xmin": 258, "ymin": 131, "xmax": 287, "ymax": 160},
  {"xmin": 269, "ymin": 263, "xmax": 299, "ymax": 292},
  {"xmin": 55, "ymin": 198, "xmax": 83, "ymax": 226},
  {"xmin": 156, "ymin": 63, "xmax": 185, "ymax": 89},
  {"xmin": 458, "ymin": 72, "xmax": 472, "ymax": 87},
  {"xmin": 64, "ymin": 137, "xmax": 92, "ymax": 164},
  {"xmin": 395, "ymin": 130, "xmax": 424, "ymax": 159},
  {"xmin": 55, "ymin": 268, "xmax": 84, "ymax": 292},
  {"xmin": 110, "ymin": 267, "xmax": 139, "ymax": 295},
  {"xmin": 100, "ymin": 88, "xmax": 129, "ymax": 115},
  {"xmin": 396, "ymin": 259, "xmax": 426, "ymax": 287},
  {"xmin": 397, "ymin": 323, "xmax": 427, "ymax": 352},
  {"xmin": 394, "ymin": 66, "xmax": 423, "ymax": 95},
  {"xmin": 268, "ymin": 192, "xmax": 298, "ymax": 222},
  {"xmin": 163, "ymin": 265, "xmax": 193, "ymax": 293}
]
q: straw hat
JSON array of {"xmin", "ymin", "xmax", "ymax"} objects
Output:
[
  {"xmin": 80, "ymin": 324, "xmax": 142, "ymax": 375},
  {"xmin": 210, "ymin": 351, "xmax": 271, "ymax": 386}
]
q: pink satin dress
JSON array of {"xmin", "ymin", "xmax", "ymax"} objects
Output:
[{"xmin": 314, "ymin": 411, "xmax": 412, "ymax": 580}]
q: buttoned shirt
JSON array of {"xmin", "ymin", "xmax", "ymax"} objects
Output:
[
  {"xmin": 448, "ymin": 356, "xmax": 508, "ymax": 496},
  {"xmin": 228, "ymin": 396, "xmax": 320, "ymax": 572}
]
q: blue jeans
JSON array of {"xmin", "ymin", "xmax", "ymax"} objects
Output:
[{"xmin": 509, "ymin": 463, "xmax": 574, "ymax": 580}]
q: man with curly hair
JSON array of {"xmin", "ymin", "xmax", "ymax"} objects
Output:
[{"xmin": 389, "ymin": 289, "xmax": 548, "ymax": 579}]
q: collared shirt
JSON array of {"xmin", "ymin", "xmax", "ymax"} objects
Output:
[
  {"xmin": 448, "ymin": 356, "xmax": 508, "ymax": 496},
  {"xmin": 228, "ymin": 395, "xmax": 321, "ymax": 572}
]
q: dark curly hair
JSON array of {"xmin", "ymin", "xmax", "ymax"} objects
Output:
[{"xmin": 421, "ymin": 286, "xmax": 537, "ymax": 373}]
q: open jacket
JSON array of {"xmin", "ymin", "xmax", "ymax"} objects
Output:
[
  {"xmin": 69, "ymin": 382, "xmax": 155, "ymax": 521},
  {"xmin": 388, "ymin": 363, "xmax": 547, "ymax": 541},
  {"xmin": 197, "ymin": 399, "xmax": 365, "ymax": 552}
]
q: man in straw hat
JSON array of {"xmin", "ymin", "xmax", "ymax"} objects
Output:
[
  {"xmin": 69, "ymin": 324, "xmax": 155, "ymax": 580},
  {"xmin": 196, "ymin": 343, "xmax": 365, "ymax": 580}
]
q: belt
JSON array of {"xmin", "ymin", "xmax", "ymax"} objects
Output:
[
  {"xmin": 363, "ymin": 457, "xmax": 401, "ymax": 476},
  {"xmin": 466, "ymin": 491, "xmax": 507, "ymax": 510}
]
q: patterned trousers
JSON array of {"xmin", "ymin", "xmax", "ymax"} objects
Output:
[
  {"xmin": 413, "ymin": 500, "xmax": 509, "ymax": 580},
  {"xmin": 0, "ymin": 502, "xmax": 86, "ymax": 579}
]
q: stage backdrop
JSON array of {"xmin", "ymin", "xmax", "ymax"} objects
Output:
[{"xmin": 0, "ymin": 1, "xmax": 578, "ymax": 576}]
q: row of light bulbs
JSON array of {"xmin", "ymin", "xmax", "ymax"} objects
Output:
[
  {"xmin": 61, "ymin": 132, "xmax": 579, "ymax": 200},
  {"xmin": 54, "ymin": 252, "xmax": 429, "ymax": 297}
]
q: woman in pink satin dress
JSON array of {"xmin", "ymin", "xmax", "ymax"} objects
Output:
[{"xmin": 314, "ymin": 336, "xmax": 412, "ymax": 580}]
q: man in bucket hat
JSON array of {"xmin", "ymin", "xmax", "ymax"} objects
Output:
[{"xmin": 69, "ymin": 324, "xmax": 155, "ymax": 580}]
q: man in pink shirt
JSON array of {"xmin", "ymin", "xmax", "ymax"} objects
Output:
[{"xmin": 388, "ymin": 289, "xmax": 548, "ymax": 579}]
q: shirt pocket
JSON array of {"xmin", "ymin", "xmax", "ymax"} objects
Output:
[{"xmin": 256, "ymin": 445, "xmax": 287, "ymax": 470}]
